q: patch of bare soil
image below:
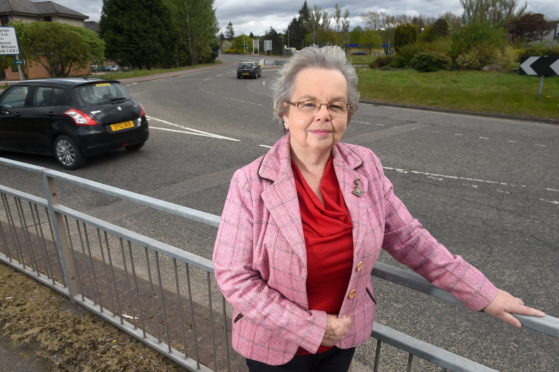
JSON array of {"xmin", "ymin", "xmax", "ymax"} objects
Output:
[{"xmin": 0, "ymin": 263, "xmax": 187, "ymax": 372}]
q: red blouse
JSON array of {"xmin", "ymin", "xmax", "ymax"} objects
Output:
[{"xmin": 292, "ymin": 156, "xmax": 354, "ymax": 354}]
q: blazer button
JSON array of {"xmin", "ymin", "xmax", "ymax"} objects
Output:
[
  {"xmin": 348, "ymin": 289, "xmax": 357, "ymax": 299},
  {"xmin": 356, "ymin": 261, "xmax": 364, "ymax": 271}
]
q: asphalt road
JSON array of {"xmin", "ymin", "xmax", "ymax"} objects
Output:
[{"xmin": 0, "ymin": 55, "xmax": 557, "ymax": 371}]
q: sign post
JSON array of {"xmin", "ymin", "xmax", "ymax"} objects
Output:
[
  {"xmin": 519, "ymin": 56, "xmax": 559, "ymax": 97},
  {"xmin": 0, "ymin": 26, "xmax": 23, "ymax": 80}
]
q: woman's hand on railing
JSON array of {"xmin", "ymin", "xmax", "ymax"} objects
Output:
[
  {"xmin": 321, "ymin": 314, "xmax": 352, "ymax": 346},
  {"xmin": 483, "ymin": 289, "xmax": 545, "ymax": 328}
]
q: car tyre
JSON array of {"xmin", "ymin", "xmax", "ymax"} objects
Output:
[
  {"xmin": 53, "ymin": 135, "xmax": 85, "ymax": 170},
  {"xmin": 125, "ymin": 142, "xmax": 145, "ymax": 151},
  {"xmin": 237, "ymin": 75, "xmax": 241, "ymax": 79}
]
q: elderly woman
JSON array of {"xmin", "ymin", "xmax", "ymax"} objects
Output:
[{"xmin": 213, "ymin": 46, "xmax": 544, "ymax": 372}]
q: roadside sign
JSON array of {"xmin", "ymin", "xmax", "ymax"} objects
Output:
[
  {"xmin": 519, "ymin": 56, "xmax": 559, "ymax": 97},
  {"xmin": 519, "ymin": 56, "xmax": 559, "ymax": 77},
  {"xmin": 14, "ymin": 59, "xmax": 24, "ymax": 65},
  {"xmin": 264, "ymin": 40, "xmax": 272, "ymax": 53},
  {"xmin": 0, "ymin": 26, "xmax": 19, "ymax": 55}
]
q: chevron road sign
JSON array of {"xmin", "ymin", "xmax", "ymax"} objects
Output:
[{"xmin": 519, "ymin": 56, "xmax": 559, "ymax": 77}]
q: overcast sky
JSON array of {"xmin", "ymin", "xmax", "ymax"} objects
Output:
[{"xmin": 51, "ymin": 0, "xmax": 559, "ymax": 35}]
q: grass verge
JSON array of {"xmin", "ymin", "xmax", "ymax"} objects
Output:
[
  {"xmin": 0, "ymin": 263, "xmax": 186, "ymax": 371},
  {"xmin": 96, "ymin": 62, "xmax": 221, "ymax": 80},
  {"xmin": 357, "ymin": 68, "xmax": 559, "ymax": 120}
]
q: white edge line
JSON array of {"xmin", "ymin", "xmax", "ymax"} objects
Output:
[
  {"xmin": 259, "ymin": 144, "xmax": 272, "ymax": 149},
  {"xmin": 150, "ymin": 126, "xmax": 240, "ymax": 142},
  {"xmin": 147, "ymin": 115, "xmax": 240, "ymax": 142}
]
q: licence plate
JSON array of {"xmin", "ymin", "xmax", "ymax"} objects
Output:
[
  {"xmin": 110, "ymin": 121, "xmax": 134, "ymax": 131},
  {"xmin": 242, "ymin": 72, "xmax": 249, "ymax": 75}
]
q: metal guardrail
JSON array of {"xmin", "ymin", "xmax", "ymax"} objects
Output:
[{"xmin": 0, "ymin": 157, "xmax": 557, "ymax": 372}]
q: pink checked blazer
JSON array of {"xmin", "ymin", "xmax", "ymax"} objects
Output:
[{"xmin": 213, "ymin": 134, "xmax": 497, "ymax": 365}]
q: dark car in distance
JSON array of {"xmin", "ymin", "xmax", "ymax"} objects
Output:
[
  {"xmin": 237, "ymin": 61, "xmax": 261, "ymax": 79},
  {"xmin": 0, "ymin": 78, "xmax": 149, "ymax": 169}
]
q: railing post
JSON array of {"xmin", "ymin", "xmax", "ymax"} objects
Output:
[{"xmin": 42, "ymin": 173, "xmax": 78, "ymax": 298}]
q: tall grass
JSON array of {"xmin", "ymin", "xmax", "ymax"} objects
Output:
[{"xmin": 357, "ymin": 68, "xmax": 559, "ymax": 120}]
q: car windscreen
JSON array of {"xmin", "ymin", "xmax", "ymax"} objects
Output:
[
  {"xmin": 239, "ymin": 63, "xmax": 254, "ymax": 68},
  {"xmin": 74, "ymin": 82, "xmax": 130, "ymax": 106}
]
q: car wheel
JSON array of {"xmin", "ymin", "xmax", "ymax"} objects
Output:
[
  {"xmin": 237, "ymin": 75, "xmax": 241, "ymax": 79},
  {"xmin": 125, "ymin": 142, "xmax": 145, "ymax": 151},
  {"xmin": 53, "ymin": 135, "xmax": 85, "ymax": 170}
]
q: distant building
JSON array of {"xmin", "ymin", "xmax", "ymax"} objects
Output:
[
  {"xmin": 0, "ymin": 0, "xmax": 90, "ymax": 80},
  {"xmin": 85, "ymin": 21, "xmax": 100, "ymax": 33},
  {"xmin": 542, "ymin": 20, "xmax": 559, "ymax": 44},
  {"xmin": 0, "ymin": 0, "xmax": 88, "ymax": 27}
]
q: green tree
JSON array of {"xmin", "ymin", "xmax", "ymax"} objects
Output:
[
  {"xmin": 167, "ymin": 0, "xmax": 219, "ymax": 65},
  {"xmin": 232, "ymin": 34, "xmax": 251, "ymax": 53},
  {"xmin": 460, "ymin": 0, "xmax": 527, "ymax": 25},
  {"xmin": 225, "ymin": 22, "xmax": 235, "ymax": 40},
  {"xmin": 349, "ymin": 26, "xmax": 363, "ymax": 45},
  {"xmin": 304, "ymin": 5, "xmax": 336, "ymax": 46},
  {"xmin": 100, "ymin": 0, "xmax": 178, "ymax": 69},
  {"xmin": 359, "ymin": 30, "xmax": 382, "ymax": 54},
  {"xmin": 420, "ymin": 18, "xmax": 449, "ymax": 42},
  {"xmin": 13, "ymin": 21, "xmax": 104, "ymax": 77},
  {"xmin": 263, "ymin": 27, "xmax": 284, "ymax": 55},
  {"xmin": 394, "ymin": 24, "xmax": 418, "ymax": 52}
]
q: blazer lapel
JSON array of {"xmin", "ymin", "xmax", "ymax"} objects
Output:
[
  {"xmin": 333, "ymin": 144, "xmax": 369, "ymax": 263},
  {"xmin": 259, "ymin": 135, "xmax": 307, "ymax": 266}
]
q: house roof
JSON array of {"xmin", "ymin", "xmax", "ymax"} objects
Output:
[{"xmin": 0, "ymin": 0, "xmax": 88, "ymax": 20}]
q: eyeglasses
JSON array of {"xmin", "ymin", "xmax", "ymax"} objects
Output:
[{"xmin": 287, "ymin": 100, "xmax": 351, "ymax": 115}]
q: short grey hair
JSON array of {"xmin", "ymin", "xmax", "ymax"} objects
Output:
[{"xmin": 272, "ymin": 45, "xmax": 359, "ymax": 125}]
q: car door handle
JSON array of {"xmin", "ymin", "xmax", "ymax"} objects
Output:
[{"xmin": 0, "ymin": 109, "xmax": 11, "ymax": 115}]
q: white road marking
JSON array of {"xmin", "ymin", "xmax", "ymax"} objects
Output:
[
  {"xmin": 259, "ymin": 144, "xmax": 272, "ymax": 149},
  {"xmin": 479, "ymin": 137, "xmax": 489, "ymax": 140},
  {"xmin": 454, "ymin": 133, "xmax": 463, "ymax": 136},
  {"xmin": 383, "ymin": 166, "xmax": 555, "ymax": 193},
  {"xmin": 262, "ymin": 80, "xmax": 266, "ymax": 86},
  {"xmin": 223, "ymin": 96, "xmax": 262, "ymax": 106},
  {"xmin": 540, "ymin": 199, "xmax": 559, "ymax": 205},
  {"xmin": 147, "ymin": 116, "xmax": 240, "ymax": 141},
  {"xmin": 203, "ymin": 77, "xmax": 212, "ymax": 81},
  {"xmin": 216, "ymin": 74, "xmax": 223, "ymax": 77},
  {"xmin": 353, "ymin": 120, "xmax": 371, "ymax": 125},
  {"xmin": 536, "ymin": 144, "xmax": 547, "ymax": 147},
  {"xmin": 508, "ymin": 140, "xmax": 518, "ymax": 143}
]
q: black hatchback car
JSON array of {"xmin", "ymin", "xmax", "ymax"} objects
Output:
[
  {"xmin": 237, "ymin": 61, "xmax": 261, "ymax": 79},
  {"xmin": 0, "ymin": 78, "xmax": 149, "ymax": 169}
]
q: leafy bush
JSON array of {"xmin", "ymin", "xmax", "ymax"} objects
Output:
[
  {"xmin": 450, "ymin": 22, "xmax": 515, "ymax": 70},
  {"xmin": 416, "ymin": 37, "xmax": 452, "ymax": 55},
  {"xmin": 369, "ymin": 56, "xmax": 393, "ymax": 69},
  {"xmin": 395, "ymin": 44, "xmax": 422, "ymax": 67},
  {"xmin": 521, "ymin": 43, "xmax": 559, "ymax": 58},
  {"xmin": 455, "ymin": 44, "xmax": 517, "ymax": 71},
  {"xmin": 410, "ymin": 52, "xmax": 452, "ymax": 72}
]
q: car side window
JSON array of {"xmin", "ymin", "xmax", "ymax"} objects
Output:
[
  {"xmin": 0, "ymin": 86, "xmax": 30, "ymax": 108},
  {"xmin": 32, "ymin": 87, "xmax": 66, "ymax": 107}
]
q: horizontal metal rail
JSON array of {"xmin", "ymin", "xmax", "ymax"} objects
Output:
[
  {"xmin": 372, "ymin": 262, "xmax": 559, "ymax": 338},
  {"xmin": 372, "ymin": 323, "xmax": 498, "ymax": 372}
]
